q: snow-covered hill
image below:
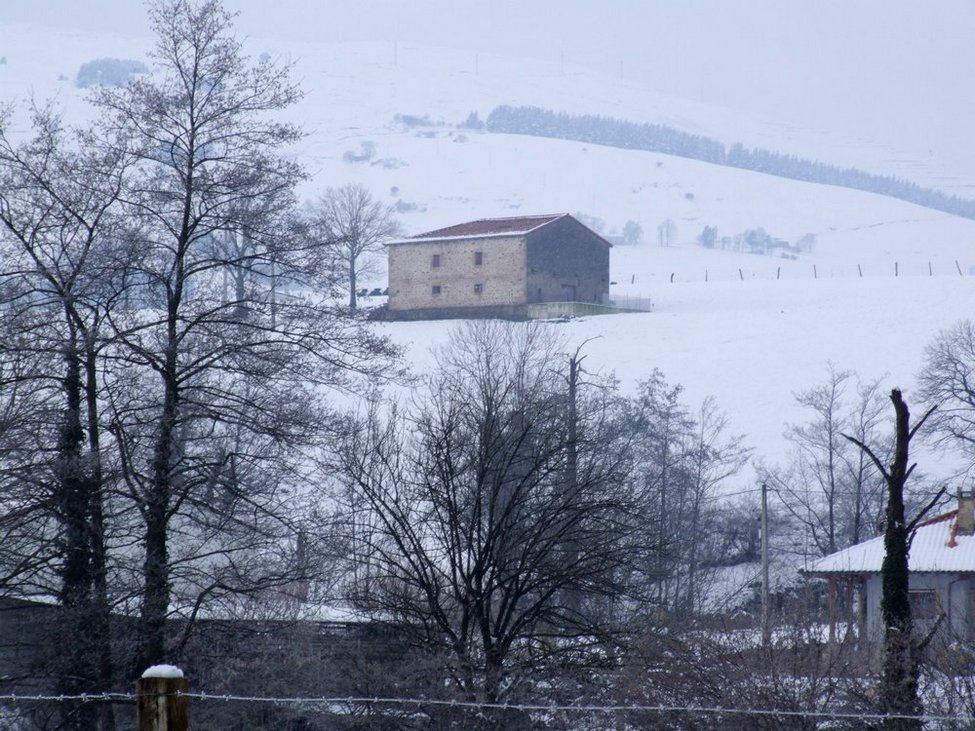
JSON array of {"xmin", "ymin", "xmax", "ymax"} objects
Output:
[{"xmin": 3, "ymin": 20, "xmax": 975, "ymax": 489}]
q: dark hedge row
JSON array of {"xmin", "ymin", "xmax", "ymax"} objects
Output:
[{"xmin": 485, "ymin": 105, "xmax": 975, "ymax": 220}]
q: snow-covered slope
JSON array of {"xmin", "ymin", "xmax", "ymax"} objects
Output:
[
  {"xmin": 381, "ymin": 276, "xmax": 975, "ymax": 470},
  {"xmin": 3, "ymin": 21, "xmax": 975, "ymax": 488}
]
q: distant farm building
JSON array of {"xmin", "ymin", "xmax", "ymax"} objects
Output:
[{"xmin": 385, "ymin": 213, "xmax": 611, "ymax": 320}]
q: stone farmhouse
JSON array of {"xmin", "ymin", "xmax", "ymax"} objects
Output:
[{"xmin": 385, "ymin": 213, "xmax": 611, "ymax": 320}]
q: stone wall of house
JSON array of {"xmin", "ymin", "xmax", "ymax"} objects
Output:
[
  {"xmin": 387, "ymin": 236, "xmax": 526, "ymax": 313},
  {"xmin": 527, "ymin": 218, "xmax": 610, "ymax": 303},
  {"xmin": 376, "ymin": 303, "xmax": 530, "ymax": 321},
  {"xmin": 0, "ymin": 598, "xmax": 59, "ymax": 693},
  {"xmin": 525, "ymin": 216, "xmax": 610, "ymax": 304}
]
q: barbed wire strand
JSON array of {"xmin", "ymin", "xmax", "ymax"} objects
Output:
[{"xmin": 0, "ymin": 691, "xmax": 970, "ymax": 723}]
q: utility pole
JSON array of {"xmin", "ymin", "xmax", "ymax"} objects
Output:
[{"xmin": 761, "ymin": 481, "xmax": 771, "ymax": 648}]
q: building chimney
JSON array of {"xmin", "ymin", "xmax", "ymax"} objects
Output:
[{"xmin": 956, "ymin": 488, "xmax": 975, "ymax": 536}]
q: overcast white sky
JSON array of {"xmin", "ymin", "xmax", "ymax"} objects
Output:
[{"xmin": 4, "ymin": 0, "xmax": 973, "ymax": 165}]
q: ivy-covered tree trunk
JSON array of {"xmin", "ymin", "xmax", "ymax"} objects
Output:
[
  {"xmin": 879, "ymin": 390, "xmax": 919, "ymax": 731},
  {"xmin": 56, "ymin": 326, "xmax": 98, "ymax": 731},
  {"xmin": 139, "ymin": 367, "xmax": 178, "ymax": 671},
  {"xmin": 844, "ymin": 389, "xmax": 940, "ymax": 730},
  {"xmin": 83, "ymin": 335, "xmax": 116, "ymax": 731},
  {"xmin": 845, "ymin": 389, "xmax": 940, "ymax": 731}
]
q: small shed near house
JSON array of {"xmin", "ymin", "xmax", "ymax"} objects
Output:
[
  {"xmin": 385, "ymin": 213, "xmax": 611, "ymax": 320},
  {"xmin": 804, "ymin": 490, "xmax": 975, "ymax": 645}
]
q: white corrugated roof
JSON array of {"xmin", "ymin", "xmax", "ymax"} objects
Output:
[{"xmin": 805, "ymin": 511, "xmax": 975, "ymax": 575}]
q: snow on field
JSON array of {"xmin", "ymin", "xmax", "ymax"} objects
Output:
[
  {"xmin": 380, "ymin": 273, "xmax": 975, "ymax": 486},
  {"xmin": 4, "ymin": 19, "xmax": 975, "ymax": 491}
]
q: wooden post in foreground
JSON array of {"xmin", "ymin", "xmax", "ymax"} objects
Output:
[{"xmin": 137, "ymin": 665, "xmax": 189, "ymax": 731}]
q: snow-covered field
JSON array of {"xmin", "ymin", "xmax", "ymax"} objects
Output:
[
  {"xmin": 3, "ymin": 18, "xmax": 975, "ymax": 490},
  {"xmin": 381, "ymin": 275, "xmax": 975, "ymax": 478}
]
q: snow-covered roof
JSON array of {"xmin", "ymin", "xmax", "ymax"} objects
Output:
[
  {"xmin": 413, "ymin": 213, "xmax": 566, "ymax": 238},
  {"xmin": 805, "ymin": 510, "xmax": 975, "ymax": 576},
  {"xmin": 387, "ymin": 213, "xmax": 580, "ymax": 246}
]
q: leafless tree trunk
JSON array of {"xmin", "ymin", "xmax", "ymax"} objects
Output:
[
  {"xmin": 625, "ymin": 371, "xmax": 694, "ymax": 609},
  {"xmin": 337, "ymin": 322, "xmax": 633, "ymax": 723},
  {"xmin": 682, "ymin": 397, "xmax": 750, "ymax": 613},
  {"xmin": 918, "ymin": 319, "xmax": 975, "ymax": 472},
  {"xmin": 312, "ymin": 183, "xmax": 400, "ymax": 311},
  {"xmin": 1, "ymin": 3, "xmax": 401, "ymax": 718},
  {"xmin": 84, "ymin": 0, "xmax": 398, "ymax": 672},
  {"xmin": 844, "ymin": 389, "xmax": 941, "ymax": 731},
  {"xmin": 0, "ymin": 102, "xmax": 131, "ymax": 730},
  {"xmin": 761, "ymin": 366, "xmax": 888, "ymax": 560}
]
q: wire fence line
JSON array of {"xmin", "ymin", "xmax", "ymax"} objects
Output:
[
  {"xmin": 618, "ymin": 258, "xmax": 972, "ymax": 286},
  {"xmin": 1, "ymin": 691, "xmax": 972, "ymax": 724}
]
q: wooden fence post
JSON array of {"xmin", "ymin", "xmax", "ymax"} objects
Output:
[{"xmin": 137, "ymin": 666, "xmax": 189, "ymax": 731}]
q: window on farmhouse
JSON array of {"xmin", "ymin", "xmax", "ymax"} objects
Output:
[
  {"xmin": 474, "ymin": 251, "xmax": 483, "ymax": 265},
  {"xmin": 432, "ymin": 285, "xmax": 442, "ymax": 296},
  {"xmin": 474, "ymin": 283, "xmax": 483, "ymax": 294},
  {"xmin": 432, "ymin": 253, "xmax": 441, "ymax": 268},
  {"xmin": 909, "ymin": 590, "xmax": 940, "ymax": 620}
]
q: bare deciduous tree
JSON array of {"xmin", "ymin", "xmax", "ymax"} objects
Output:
[
  {"xmin": 844, "ymin": 389, "xmax": 941, "ymax": 731},
  {"xmin": 0, "ymin": 4, "xmax": 400, "ymax": 722},
  {"xmin": 657, "ymin": 218, "xmax": 677, "ymax": 247},
  {"xmin": 917, "ymin": 319, "xmax": 975, "ymax": 474},
  {"xmin": 313, "ymin": 183, "xmax": 400, "ymax": 311},
  {"xmin": 624, "ymin": 370, "xmax": 694, "ymax": 609},
  {"xmin": 760, "ymin": 366, "xmax": 889, "ymax": 559},
  {"xmin": 623, "ymin": 372, "xmax": 750, "ymax": 614},
  {"xmin": 337, "ymin": 321, "xmax": 634, "ymax": 726},
  {"xmin": 681, "ymin": 397, "xmax": 751, "ymax": 613},
  {"xmin": 87, "ymin": 0, "xmax": 397, "ymax": 671},
  {"xmin": 0, "ymin": 101, "xmax": 132, "ymax": 730}
]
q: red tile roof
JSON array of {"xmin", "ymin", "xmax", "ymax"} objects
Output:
[{"xmin": 411, "ymin": 214, "xmax": 566, "ymax": 240}]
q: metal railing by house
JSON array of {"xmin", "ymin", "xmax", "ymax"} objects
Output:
[
  {"xmin": 527, "ymin": 296, "xmax": 652, "ymax": 320},
  {"xmin": 605, "ymin": 294, "xmax": 653, "ymax": 312}
]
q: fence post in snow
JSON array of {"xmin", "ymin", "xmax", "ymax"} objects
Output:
[
  {"xmin": 776, "ymin": 266, "xmax": 780, "ymax": 280},
  {"xmin": 929, "ymin": 262, "xmax": 933, "ymax": 276},
  {"xmin": 895, "ymin": 261, "xmax": 899, "ymax": 277},
  {"xmin": 858, "ymin": 264, "xmax": 862, "ymax": 278},
  {"xmin": 957, "ymin": 260, "xmax": 964, "ymax": 276},
  {"xmin": 813, "ymin": 264, "xmax": 817, "ymax": 279},
  {"xmin": 738, "ymin": 268, "xmax": 743, "ymax": 281},
  {"xmin": 138, "ymin": 666, "xmax": 189, "ymax": 731}
]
